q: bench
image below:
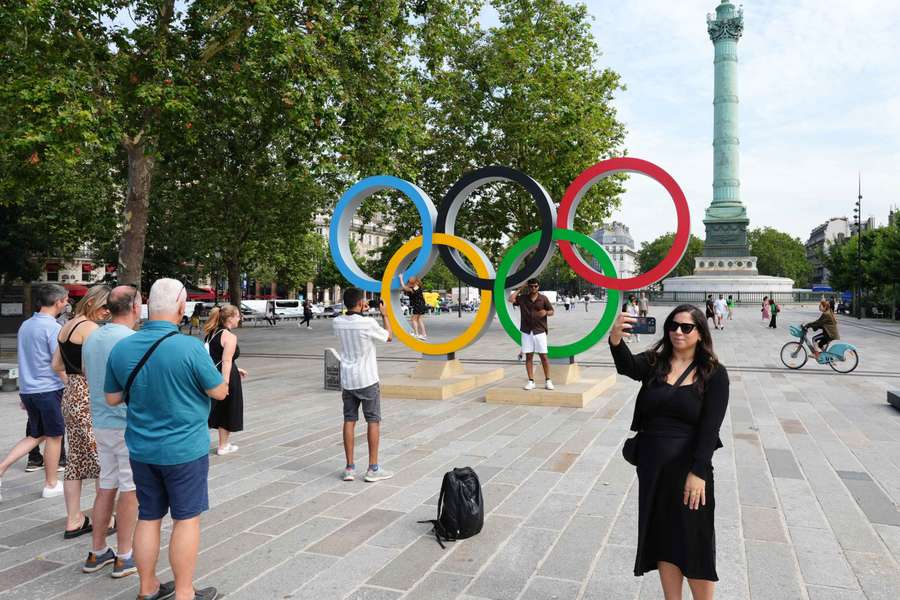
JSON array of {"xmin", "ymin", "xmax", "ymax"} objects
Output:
[{"xmin": 0, "ymin": 362, "xmax": 19, "ymax": 392}]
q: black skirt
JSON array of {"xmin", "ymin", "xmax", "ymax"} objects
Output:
[
  {"xmin": 636, "ymin": 431, "xmax": 717, "ymax": 581},
  {"xmin": 209, "ymin": 362, "xmax": 244, "ymax": 432}
]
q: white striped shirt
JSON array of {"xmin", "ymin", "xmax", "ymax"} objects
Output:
[{"xmin": 333, "ymin": 313, "xmax": 390, "ymax": 390}]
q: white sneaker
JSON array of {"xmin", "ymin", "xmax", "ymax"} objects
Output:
[
  {"xmin": 364, "ymin": 468, "xmax": 393, "ymax": 483},
  {"xmin": 545, "ymin": 379, "xmax": 555, "ymax": 390},
  {"xmin": 42, "ymin": 480, "xmax": 63, "ymax": 498},
  {"xmin": 216, "ymin": 444, "xmax": 239, "ymax": 456},
  {"xmin": 524, "ymin": 380, "xmax": 536, "ymax": 390},
  {"xmin": 342, "ymin": 467, "xmax": 355, "ymax": 481}
]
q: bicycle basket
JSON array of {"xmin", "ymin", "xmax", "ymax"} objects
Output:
[{"xmin": 789, "ymin": 325, "xmax": 803, "ymax": 338}]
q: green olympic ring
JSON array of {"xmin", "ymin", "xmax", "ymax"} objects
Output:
[{"xmin": 493, "ymin": 228, "xmax": 620, "ymax": 359}]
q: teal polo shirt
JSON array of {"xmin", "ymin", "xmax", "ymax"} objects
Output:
[{"xmin": 105, "ymin": 321, "xmax": 223, "ymax": 465}]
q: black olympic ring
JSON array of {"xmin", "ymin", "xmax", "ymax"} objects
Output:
[{"xmin": 435, "ymin": 166, "xmax": 557, "ymax": 291}]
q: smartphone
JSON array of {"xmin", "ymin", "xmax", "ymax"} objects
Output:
[{"xmin": 630, "ymin": 316, "xmax": 656, "ymax": 335}]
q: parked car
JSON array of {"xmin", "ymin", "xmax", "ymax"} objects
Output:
[{"xmin": 323, "ymin": 303, "xmax": 345, "ymax": 318}]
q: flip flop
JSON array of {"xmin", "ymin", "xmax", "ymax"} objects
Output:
[{"xmin": 63, "ymin": 515, "xmax": 92, "ymax": 539}]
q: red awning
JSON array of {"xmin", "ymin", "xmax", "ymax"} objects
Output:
[
  {"xmin": 63, "ymin": 284, "xmax": 89, "ymax": 297},
  {"xmin": 81, "ymin": 263, "xmax": 93, "ymax": 272},
  {"xmin": 187, "ymin": 287, "xmax": 216, "ymax": 301}
]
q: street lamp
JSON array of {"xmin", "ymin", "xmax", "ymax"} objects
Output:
[{"xmin": 853, "ymin": 174, "xmax": 862, "ymax": 319}]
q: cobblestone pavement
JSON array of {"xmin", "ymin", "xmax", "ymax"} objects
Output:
[{"xmin": 1, "ymin": 305, "xmax": 899, "ymax": 599}]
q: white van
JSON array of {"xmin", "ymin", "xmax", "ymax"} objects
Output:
[{"xmin": 272, "ymin": 299, "xmax": 302, "ymax": 318}]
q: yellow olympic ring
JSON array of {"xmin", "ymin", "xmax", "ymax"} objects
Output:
[{"xmin": 381, "ymin": 233, "xmax": 494, "ymax": 355}]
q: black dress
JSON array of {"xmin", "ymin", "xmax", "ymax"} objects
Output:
[
  {"xmin": 610, "ymin": 339, "xmax": 729, "ymax": 581},
  {"xmin": 206, "ymin": 328, "xmax": 244, "ymax": 432},
  {"xmin": 407, "ymin": 286, "xmax": 428, "ymax": 315}
]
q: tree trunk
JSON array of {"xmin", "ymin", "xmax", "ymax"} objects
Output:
[
  {"xmin": 226, "ymin": 255, "xmax": 242, "ymax": 312},
  {"xmin": 118, "ymin": 134, "xmax": 155, "ymax": 290}
]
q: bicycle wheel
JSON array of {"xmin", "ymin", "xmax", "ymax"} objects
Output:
[
  {"xmin": 828, "ymin": 348, "xmax": 859, "ymax": 374},
  {"xmin": 780, "ymin": 342, "xmax": 807, "ymax": 369}
]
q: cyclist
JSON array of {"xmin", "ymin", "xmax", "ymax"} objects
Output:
[{"xmin": 804, "ymin": 299, "xmax": 839, "ymax": 360}]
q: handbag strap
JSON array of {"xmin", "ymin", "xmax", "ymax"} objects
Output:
[
  {"xmin": 668, "ymin": 361, "xmax": 697, "ymax": 391},
  {"xmin": 123, "ymin": 331, "xmax": 178, "ymax": 405}
]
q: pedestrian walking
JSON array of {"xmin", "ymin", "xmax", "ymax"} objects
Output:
[
  {"xmin": 188, "ymin": 304, "xmax": 203, "ymax": 336},
  {"xmin": 399, "ymin": 275, "xmax": 428, "ymax": 339},
  {"xmin": 705, "ymin": 295, "xmax": 715, "ymax": 328},
  {"xmin": 299, "ymin": 300, "xmax": 313, "ymax": 329},
  {"xmin": 204, "ymin": 305, "xmax": 246, "ymax": 456},
  {"xmin": 510, "ymin": 278, "xmax": 555, "ymax": 390},
  {"xmin": 768, "ymin": 298, "xmax": 779, "ymax": 329},
  {"xmin": 726, "ymin": 295, "xmax": 734, "ymax": 320},
  {"xmin": 53, "ymin": 284, "xmax": 111, "ymax": 539},
  {"xmin": 627, "ymin": 295, "xmax": 641, "ymax": 343},
  {"xmin": 584, "ymin": 294, "xmax": 590, "ymax": 312},
  {"xmin": 333, "ymin": 287, "xmax": 394, "ymax": 483},
  {"xmin": 105, "ymin": 278, "xmax": 227, "ymax": 600},
  {"xmin": 638, "ymin": 292, "xmax": 650, "ymax": 317},
  {"xmin": 564, "ymin": 296, "xmax": 570, "ymax": 312},
  {"xmin": 609, "ymin": 304, "xmax": 729, "ymax": 598},
  {"xmin": 713, "ymin": 294, "xmax": 728, "ymax": 330},
  {"xmin": 0, "ymin": 284, "xmax": 69, "ymax": 500},
  {"xmin": 82, "ymin": 286, "xmax": 142, "ymax": 579},
  {"xmin": 264, "ymin": 300, "xmax": 277, "ymax": 326}
]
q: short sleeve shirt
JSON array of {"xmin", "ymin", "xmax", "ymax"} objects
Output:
[
  {"xmin": 333, "ymin": 313, "xmax": 390, "ymax": 390},
  {"xmin": 105, "ymin": 321, "xmax": 223, "ymax": 465},
  {"xmin": 17, "ymin": 313, "xmax": 64, "ymax": 394},
  {"xmin": 83, "ymin": 323, "xmax": 134, "ymax": 430},
  {"xmin": 513, "ymin": 293, "xmax": 553, "ymax": 335}
]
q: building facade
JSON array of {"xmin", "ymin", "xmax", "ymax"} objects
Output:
[
  {"xmin": 590, "ymin": 222, "xmax": 639, "ymax": 279},
  {"xmin": 805, "ymin": 217, "xmax": 851, "ymax": 287}
]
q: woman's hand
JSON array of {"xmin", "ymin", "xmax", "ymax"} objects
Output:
[
  {"xmin": 609, "ymin": 312, "xmax": 635, "ymax": 346},
  {"xmin": 683, "ymin": 472, "xmax": 706, "ymax": 510},
  {"xmin": 238, "ymin": 368, "xmax": 248, "ymax": 379}
]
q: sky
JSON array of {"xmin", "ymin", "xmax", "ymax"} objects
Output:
[{"xmin": 487, "ymin": 0, "xmax": 900, "ymax": 248}]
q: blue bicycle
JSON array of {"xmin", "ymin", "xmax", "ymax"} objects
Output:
[{"xmin": 780, "ymin": 325, "xmax": 859, "ymax": 373}]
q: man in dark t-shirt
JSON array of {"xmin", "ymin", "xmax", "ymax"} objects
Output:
[{"xmin": 510, "ymin": 278, "xmax": 555, "ymax": 390}]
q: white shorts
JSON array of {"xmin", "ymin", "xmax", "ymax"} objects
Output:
[
  {"xmin": 521, "ymin": 331, "xmax": 548, "ymax": 354},
  {"xmin": 95, "ymin": 428, "xmax": 135, "ymax": 492}
]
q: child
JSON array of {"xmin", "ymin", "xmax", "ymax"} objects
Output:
[{"xmin": 333, "ymin": 287, "xmax": 394, "ymax": 483}]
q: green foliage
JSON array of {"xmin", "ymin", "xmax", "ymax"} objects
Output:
[
  {"xmin": 748, "ymin": 227, "xmax": 812, "ymax": 287},
  {"xmin": 638, "ymin": 233, "xmax": 705, "ymax": 278}
]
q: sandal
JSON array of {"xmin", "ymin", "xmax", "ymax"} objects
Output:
[{"xmin": 63, "ymin": 515, "xmax": 92, "ymax": 539}]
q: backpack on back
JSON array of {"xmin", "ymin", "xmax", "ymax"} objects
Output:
[{"xmin": 419, "ymin": 467, "xmax": 484, "ymax": 548}]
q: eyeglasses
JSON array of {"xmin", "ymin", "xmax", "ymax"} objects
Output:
[{"xmin": 666, "ymin": 321, "xmax": 696, "ymax": 334}]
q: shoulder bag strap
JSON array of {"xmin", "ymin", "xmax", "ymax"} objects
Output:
[
  {"xmin": 671, "ymin": 361, "xmax": 698, "ymax": 389},
  {"xmin": 123, "ymin": 331, "xmax": 179, "ymax": 405}
]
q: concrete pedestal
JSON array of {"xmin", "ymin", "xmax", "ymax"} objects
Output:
[
  {"xmin": 486, "ymin": 362, "xmax": 616, "ymax": 409},
  {"xmin": 380, "ymin": 357, "xmax": 505, "ymax": 401},
  {"xmin": 889, "ymin": 389, "xmax": 900, "ymax": 411}
]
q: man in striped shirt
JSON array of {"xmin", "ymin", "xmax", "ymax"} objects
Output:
[{"xmin": 333, "ymin": 287, "xmax": 393, "ymax": 483}]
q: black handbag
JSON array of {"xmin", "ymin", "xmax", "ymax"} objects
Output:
[{"xmin": 622, "ymin": 361, "xmax": 697, "ymax": 467}]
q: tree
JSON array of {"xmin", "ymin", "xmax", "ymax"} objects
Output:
[
  {"xmin": 638, "ymin": 233, "xmax": 704, "ymax": 279},
  {"xmin": 748, "ymin": 227, "xmax": 812, "ymax": 287}
]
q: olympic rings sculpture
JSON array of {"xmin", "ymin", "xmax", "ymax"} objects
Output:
[{"xmin": 329, "ymin": 157, "xmax": 690, "ymax": 357}]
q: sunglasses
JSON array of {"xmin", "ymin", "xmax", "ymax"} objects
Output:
[
  {"xmin": 666, "ymin": 321, "xmax": 697, "ymax": 334},
  {"xmin": 528, "ymin": 284, "xmax": 539, "ymax": 288}
]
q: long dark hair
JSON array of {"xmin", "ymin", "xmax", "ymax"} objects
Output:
[{"xmin": 647, "ymin": 304, "xmax": 719, "ymax": 396}]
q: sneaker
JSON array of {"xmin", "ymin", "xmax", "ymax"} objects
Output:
[
  {"xmin": 523, "ymin": 380, "xmax": 535, "ymax": 390},
  {"xmin": 364, "ymin": 467, "xmax": 394, "ymax": 483},
  {"xmin": 216, "ymin": 444, "xmax": 238, "ymax": 456},
  {"xmin": 111, "ymin": 555, "xmax": 137, "ymax": 578},
  {"xmin": 82, "ymin": 547, "xmax": 116, "ymax": 573},
  {"xmin": 42, "ymin": 480, "xmax": 63, "ymax": 498},
  {"xmin": 342, "ymin": 467, "xmax": 355, "ymax": 481},
  {"xmin": 137, "ymin": 581, "xmax": 176, "ymax": 600},
  {"xmin": 192, "ymin": 587, "xmax": 218, "ymax": 600},
  {"xmin": 25, "ymin": 457, "xmax": 43, "ymax": 472},
  {"xmin": 545, "ymin": 379, "xmax": 555, "ymax": 390}
]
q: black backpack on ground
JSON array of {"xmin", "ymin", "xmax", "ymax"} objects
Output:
[{"xmin": 419, "ymin": 467, "xmax": 484, "ymax": 548}]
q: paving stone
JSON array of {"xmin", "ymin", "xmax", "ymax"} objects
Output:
[
  {"xmin": 405, "ymin": 571, "xmax": 473, "ymax": 600},
  {"xmin": 466, "ymin": 527, "xmax": 557, "ymax": 600},
  {"xmin": 764, "ymin": 448, "xmax": 804, "ymax": 479},
  {"xmin": 845, "ymin": 550, "xmax": 900, "ymax": 600},
  {"xmin": 519, "ymin": 576, "xmax": 581, "ymax": 600},
  {"xmin": 740, "ymin": 505, "xmax": 788, "ymax": 543},
  {"xmin": 0, "ymin": 558, "xmax": 64, "ymax": 594},
  {"xmin": 344, "ymin": 587, "xmax": 403, "ymax": 600},
  {"xmin": 582, "ymin": 544, "xmax": 641, "ymax": 600},
  {"xmin": 745, "ymin": 540, "xmax": 803, "ymax": 600},
  {"xmin": 538, "ymin": 515, "xmax": 611, "ymax": 581},
  {"xmin": 837, "ymin": 471, "xmax": 900, "ymax": 526},
  {"xmin": 307, "ymin": 509, "xmax": 404, "ymax": 556},
  {"xmin": 227, "ymin": 552, "xmax": 336, "ymax": 600},
  {"xmin": 789, "ymin": 526, "xmax": 859, "ymax": 590},
  {"xmin": 806, "ymin": 585, "xmax": 867, "ymax": 600},
  {"xmin": 524, "ymin": 493, "xmax": 582, "ymax": 530},
  {"xmin": 251, "ymin": 490, "xmax": 348, "ymax": 535},
  {"xmin": 367, "ymin": 535, "xmax": 448, "ymax": 590},
  {"xmin": 440, "ymin": 515, "xmax": 521, "ymax": 576},
  {"xmin": 290, "ymin": 544, "xmax": 401, "ymax": 600},
  {"xmin": 494, "ymin": 470, "xmax": 561, "ymax": 518}
]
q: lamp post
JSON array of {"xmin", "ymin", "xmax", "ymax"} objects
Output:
[{"xmin": 853, "ymin": 174, "xmax": 862, "ymax": 319}]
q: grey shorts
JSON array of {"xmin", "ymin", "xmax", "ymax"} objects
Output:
[{"xmin": 342, "ymin": 383, "xmax": 381, "ymax": 423}]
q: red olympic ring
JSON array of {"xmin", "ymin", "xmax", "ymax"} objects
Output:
[{"xmin": 558, "ymin": 157, "xmax": 690, "ymax": 291}]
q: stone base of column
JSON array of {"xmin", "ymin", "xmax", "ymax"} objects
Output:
[{"xmin": 694, "ymin": 255, "xmax": 759, "ymax": 276}]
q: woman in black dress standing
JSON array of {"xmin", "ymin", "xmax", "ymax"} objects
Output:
[
  {"xmin": 204, "ymin": 305, "xmax": 247, "ymax": 456},
  {"xmin": 609, "ymin": 304, "xmax": 729, "ymax": 600},
  {"xmin": 399, "ymin": 274, "xmax": 428, "ymax": 339}
]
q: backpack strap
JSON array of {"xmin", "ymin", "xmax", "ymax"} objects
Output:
[
  {"xmin": 418, "ymin": 484, "xmax": 450, "ymax": 549},
  {"xmin": 123, "ymin": 331, "xmax": 178, "ymax": 405}
]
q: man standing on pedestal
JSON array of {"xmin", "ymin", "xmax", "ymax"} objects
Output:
[{"xmin": 510, "ymin": 279, "xmax": 555, "ymax": 391}]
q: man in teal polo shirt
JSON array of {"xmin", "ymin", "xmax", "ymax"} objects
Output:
[{"xmin": 106, "ymin": 279, "xmax": 227, "ymax": 600}]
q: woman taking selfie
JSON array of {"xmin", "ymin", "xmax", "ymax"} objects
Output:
[{"xmin": 609, "ymin": 304, "xmax": 729, "ymax": 600}]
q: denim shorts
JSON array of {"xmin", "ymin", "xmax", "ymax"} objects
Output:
[
  {"xmin": 130, "ymin": 454, "xmax": 209, "ymax": 521},
  {"xmin": 342, "ymin": 383, "xmax": 381, "ymax": 423},
  {"xmin": 20, "ymin": 389, "xmax": 65, "ymax": 438}
]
